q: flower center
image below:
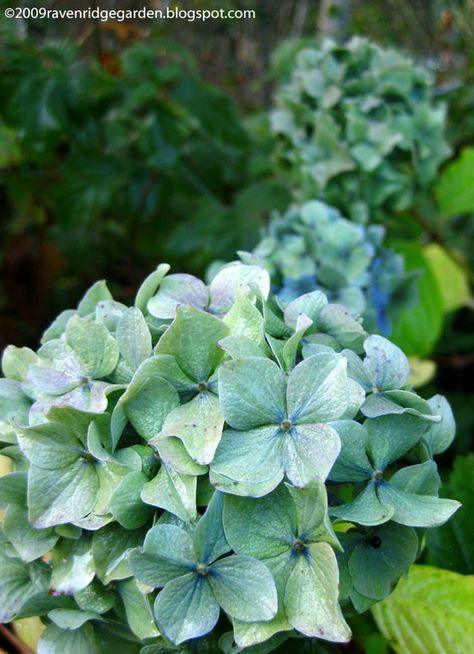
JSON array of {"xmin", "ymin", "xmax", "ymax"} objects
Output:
[
  {"xmin": 372, "ymin": 470, "xmax": 384, "ymax": 482},
  {"xmin": 292, "ymin": 538, "xmax": 306, "ymax": 553},
  {"xmin": 366, "ymin": 535, "xmax": 382, "ymax": 549},
  {"xmin": 197, "ymin": 381, "xmax": 208, "ymax": 393},
  {"xmin": 195, "ymin": 563, "xmax": 208, "ymax": 576},
  {"xmin": 280, "ymin": 419, "xmax": 292, "ymax": 432}
]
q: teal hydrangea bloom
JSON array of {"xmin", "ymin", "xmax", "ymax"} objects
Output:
[
  {"xmin": 0, "ymin": 263, "xmax": 460, "ymax": 652},
  {"xmin": 271, "ymin": 37, "xmax": 451, "ymax": 221},
  {"xmin": 245, "ymin": 199, "xmax": 416, "ymax": 335}
]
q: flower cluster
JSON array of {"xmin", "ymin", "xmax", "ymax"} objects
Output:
[
  {"xmin": 0, "ymin": 263, "xmax": 459, "ymax": 653},
  {"xmin": 244, "ymin": 199, "xmax": 416, "ymax": 335},
  {"xmin": 271, "ymin": 37, "xmax": 451, "ymax": 222}
]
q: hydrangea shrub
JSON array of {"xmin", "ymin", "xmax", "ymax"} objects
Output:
[
  {"xmin": 242, "ymin": 199, "xmax": 416, "ymax": 335},
  {"xmin": 271, "ymin": 37, "xmax": 451, "ymax": 222},
  {"xmin": 0, "ymin": 262, "xmax": 460, "ymax": 654}
]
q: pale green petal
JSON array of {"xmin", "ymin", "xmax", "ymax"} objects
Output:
[
  {"xmin": 155, "ymin": 305, "xmax": 228, "ymax": 382},
  {"xmin": 423, "ymin": 394, "xmax": 456, "ymax": 455},
  {"xmin": 223, "ymin": 486, "xmax": 296, "ymax": 559},
  {"xmin": 141, "ymin": 466, "xmax": 197, "ymax": 523},
  {"xmin": 363, "ymin": 335, "xmax": 410, "ymax": 391},
  {"xmin": 130, "ymin": 525, "xmax": 195, "ymax": 588},
  {"xmin": 119, "ymin": 358, "xmax": 180, "ymax": 441},
  {"xmin": 284, "ymin": 542, "xmax": 351, "ymax": 642},
  {"xmin": 348, "ymin": 522, "xmax": 418, "ymax": 600},
  {"xmin": 283, "ymin": 423, "xmax": 341, "ymax": 485},
  {"xmin": 116, "ymin": 308, "xmax": 152, "ymax": 373},
  {"xmin": 154, "ymin": 574, "xmax": 220, "ymax": 645},
  {"xmin": 330, "ymin": 482, "xmax": 394, "ymax": 526},
  {"xmin": 161, "ymin": 392, "xmax": 224, "ymax": 465},
  {"xmin": 150, "ymin": 435, "xmax": 207, "ymax": 476},
  {"xmin": 378, "ymin": 484, "xmax": 460, "ymax": 528},
  {"xmin": 28, "ymin": 461, "xmax": 98, "ymax": 529},
  {"xmin": 287, "ymin": 354, "xmax": 348, "ymax": 423},
  {"xmin": 147, "ymin": 273, "xmax": 208, "ymax": 319},
  {"xmin": 135, "ymin": 264, "xmax": 170, "ymax": 313},
  {"xmin": 109, "ymin": 471, "xmax": 154, "ymax": 529},
  {"xmin": 117, "ymin": 578, "xmax": 159, "ymax": 640},
  {"xmin": 194, "ymin": 492, "xmax": 229, "ymax": 565},
  {"xmin": 328, "ymin": 420, "xmax": 372, "ymax": 482},
  {"xmin": 217, "ymin": 358, "xmax": 286, "ymax": 430},
  {"xmin": 365, "ymin": 414, "xmax": 428, "ymax": 469},
  {"xmin": 211, "ymin": 426, "xmax": 284, "ymax": 489},
  {"xmin": 209, "ymin": 554, "xmax": 277, "ymax": 621},
  {"xmin": 17, "ymin": 422, "xmax": 81, "ymax": 470},
  {"xmin": 66, "ymin": 315, "xmax": 119, "ymax": 379}
]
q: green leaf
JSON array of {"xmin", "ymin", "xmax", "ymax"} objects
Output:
[
  {"xmin": 217, "ymin": 358, "xmax": 286, "ymax": 430},
  {"xmin": 208, "ymin": 554, "xmax": 277, "ymax": 621},
  {"xmin": 155, "ymin": 306, "xmax": 228, "ymax": 382},
  {"xmin": 426, "ymin": 454, "xmax": 474, "ymax": 575},
  {"xmin": 284, "ymin": 542, "xmax": 350, "ymax": 642},
  {"xmin": 435, "ymin": 147, "xmax": 474, "ymax": 217},
  {"xmin": 161, "ymin": 392, "xmax": 224, "ymax": 465},
  {"xmin": 118, "ymin": 578, "xmax": 159, "ymax": 640},
  {"xmin": 66, "ymin": 315, "xmax": 119, "ymax": 378},
  {"xmin": 119, "ymin": 358, "xmax": 180, "ymax": 441},
  {"xmin": 38, "ymin": 623, "xmax": 98, "ymax": 654},
  {"xmin": 423, "ymin": 244, "xmax": 471, "ymax": 312},
  {"xmin": 391, "ymin": 244, "xmax": 444, "ymax": 357},
  {"xmin": 110, "ymin": 471, "xmax": 154, "ymax": 529},
  {"xmin": 141, "ymin": 466, "xmax": 196, "ymax": 523},
  {"xmin": 153, "ymin": 574, "xmax": 220, "ymax": 644},
  {"xmin": 372, "ymin": 565, "xmax": 474, "ymax": 654},
  {"xmin": 116, "ymin": 308, "xmax": 152, "ymax": 373},
  {"xmin": 287, "ymin": 354, "xmax": 349, "ymax": 423}
]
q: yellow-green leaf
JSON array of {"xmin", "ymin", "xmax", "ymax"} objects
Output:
[
  {"xmin": 423, "ymin": 244, "xmax": 471, "ymax": 312},
  {"xmin": 372, "ymin": 565, "xmax": 474, "ymax": 654},
  {"xmin": 435, "ymin": 148, "xmax": 474, "ymax": 217}
]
